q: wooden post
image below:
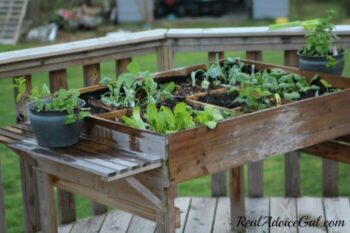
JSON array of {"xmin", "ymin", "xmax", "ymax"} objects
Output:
[
  {"xmin": 157, "ymin": 46, "xmax": 175, "ymax": 71},
  {"xmin": 230, "ymin": 166, "xmax": 245, "ymax": 233},
  {"xmin": 116, "ymin": 58, "xmax": 132, "ymax": 77},
  {"xmin": 156, "ymin": 186, "xmax": 176, "ymax": 233},
  {"xmin": 83, "ymin": 63, "xmax": 100, "ymax": 86},
  {"xmin": 246, "ymin": 51, "xmax": 264, "ymax": 197},
  {"xmin": 208, "ymin": 51, "xmax": 228, "ymax": 197},
  {"xmin": 0, "ymin": 160, "xmax": 7, "ymax": 233},
  {"xmin": 13, "ymin": 75, "xmax": 42, "ymax": 233},
  {"xmin": 49, "ymin": 69, "xmax": 78, "ymax": 223},
  {"xmin": 323, "ymin": 158, "xmax": 338, "ymax": 197},
  {"xmin": 36, "ymin": 170, "xmax": 58, "ymax": 233},
  {"xmin": 284, "ymin": 50, "xmax": 301, "ymax": 197},
  {"xmin": 49, "ymin": 69, "xmax": 68, "ymax": 91},
  {"xmin": 285, "ymin": 151, "xmax": 301, "ymax": 197}
]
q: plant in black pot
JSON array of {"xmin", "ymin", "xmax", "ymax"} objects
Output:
[
  {"xmin": 298, "ymin": 10, "xmax": 346, "ymax": 75},
  {"xmin": 15, "ymin": 78, "xmax": 91, "ymax": 148}
]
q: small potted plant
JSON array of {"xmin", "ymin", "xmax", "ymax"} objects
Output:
[
  {"xmin": 297, "ymin": 10, "xmax": 346, "ymax": 75},
  {"xmin": 15, "ymin": 78, "xmax": 90, "ymax": 148}
]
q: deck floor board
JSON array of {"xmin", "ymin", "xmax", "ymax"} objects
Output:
[{"xmin": 55, "ymin": 197, "xmax": 350, "ymax": 233}]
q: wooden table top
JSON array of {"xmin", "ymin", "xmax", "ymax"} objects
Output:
[{"xmin": 0, "ymin": 124, "xmax": 163, "ymax": 181}]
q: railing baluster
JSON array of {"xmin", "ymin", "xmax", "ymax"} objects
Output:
[
  {"xmin": 157, "ymin": 46, "xmax": 175, "ymax": 71},
  {"xmin": 83, "ymin": 64, "xmax": 101, "ymax": 86},
  {"xmin": 323, "ymin": 159, "xmax": 338, "ymax": 197},
  {"xmin": 284, "ymin": 50, "xmax": 301, "ymax": 197},
  {"xmin": 246, "ymin": 51, "xmax": 264, "ymax": 197},
  {"xmin": 208, "ymin": 51, "xmax": 228, "ymax": 197},
  {"xmin": 116, "ymin": 58, "xmax": 132, "ymax": 77},
  {"xmin": 13, "ymin": 75, "xmax": 42, "ymax": 233},
  {"xmin": 49, "ymin": 69, "xmax": 78, "ymax": 223},
  {"xmin": 229, "ymin": 166, "xmax": 245, "ymax": 233},
  {"xmin": 0, "ymin": 160, "xmax": 7, "ymax": 233}
]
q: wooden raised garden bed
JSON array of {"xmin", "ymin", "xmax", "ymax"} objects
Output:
[{"xmin": 79, "ymin": 59, "xmax": 350, "ymax": 186}]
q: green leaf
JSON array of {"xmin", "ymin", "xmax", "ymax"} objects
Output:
[
  {"xmin": 201, "ymin": 79, "xmax": 210, "ymax": 90},
  {"xmin": 122, "ymin": 107, "xmax": 146, "ymax": 130},
  {"xmin": 64, "ymin": 115, "xmax": 76, "ymax": 125},
  {"xmin": 99, "ymin": 77, "xmax": 113, "ymax": 85},
  {"xmin": 78, "ymin": 111, "xmax": 91, "ymax": 120},
  {"xmin": 283, "ymin": 92, "xmax": 301, "ymax": 100},
  {"xmin": 206, "ymin": 121, "xmax": 217, "ymax": 129}
]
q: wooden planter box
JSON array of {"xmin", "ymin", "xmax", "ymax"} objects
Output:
[{"xmin": 80, "ymin": 60, "xmax": 350, "ymax": 186}]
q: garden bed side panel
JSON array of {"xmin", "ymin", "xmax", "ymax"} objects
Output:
[{"xmin": 168, "ymin": 88, "xmax": 350, "ymax": 184}]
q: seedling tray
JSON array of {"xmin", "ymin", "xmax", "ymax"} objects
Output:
[{"xmin": 81, "ymin": 60, "xmax": 350, "ymax": 185}]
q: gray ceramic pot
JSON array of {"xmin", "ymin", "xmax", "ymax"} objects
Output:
[
  {"xmin": 28, "ymin": 99, "xmax": 86, "ymax": 148},
  {"xmin": 297, "ymin": 50, "xmax": 346, "ymax": 75}
]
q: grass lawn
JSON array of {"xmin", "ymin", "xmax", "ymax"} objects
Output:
[{"xmin": 1, "ymin": 4, "xmax": 350, "ymax": 230}]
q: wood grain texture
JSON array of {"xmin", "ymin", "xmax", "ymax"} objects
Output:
[
  {"xmin": 246, "ymin": 198, "xmax": 269, "ymax": 233},
  {"xmin": 83, "ymin": 63, "xmax": 100, "ymax": 86},
  {"xmin": 70, "ymin": 214, "xmax": 106, "ymax": 233},
  {"xmin": 58, "ymin": 223, "xmax": 74, "ymax": 233},
  {"xmin": 323, "ymin": 198, "xmax": 350, "ymax": 233},
  {"xmin": 184, "ymin": 198, "xmax": 217, "ymax": 233},
  {"xmin": 302, "ymin": 141, "xmax": 350, "ymax": 164},
  {"xmin": 169, "ymin": 87, "xmax": 350, "ymax": 184},
  {"xmin": 270, "ymin": 198, "xmax": 297, "ymax": 233},
  {"xmin": 36, "ymin": 170, "xmax": 58, "ymax": 233},
  {"xmin": 127, "ymin": 216, "xmax": 156, "ymax": 233},
  {"xmin": 297, "ymin": 197, "xmax": 326, "ymax": 233},
  {"xmin": 212, "ymin": 198, "xmax": 230, "ymax": 233},
  {"xmin": 285, "ymin": 151, "xmax": 300, "ymax": 197},
  {"xmin": 58, "ymin": 190, "xmax": 76, "ymax": 224},
  {"xmin": 0, "ymin": 161, "xmax": 7, "ymax": 233},
  {"xmin": 49, "ymin": 69, "xmax": 68, "ymax": 92},
  {"xmin": 323, "ymin": 159, "xmax": 338, "ymax": 197},
  {"xmin": 175, "ymin": 198, "xmax": 191, "ymax": 233},
  {"xmin": 157, "ymin": 46, "xmax": 175, "ymax": 71},
  {"xmin": 230, "ymin": 166, "xmax": 245, "ymax": 233},
  {"xmin": 248, "ymin": 162, "xmax": 263, "ymax": 197},
  {"xmin": 156, "ymin": 186, "xmax": 177, "ymax": 233},
  {"xmin": 99, "ymin": 210, "xmax": 133, "ymax": 233}
]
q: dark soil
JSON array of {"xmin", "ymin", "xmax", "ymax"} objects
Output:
[
  {"xmin": 174, "ymin": 83, "xmax": 203, "ymax": 98},
  {"xmin": 198, "ymin": 91, "xmax": 240, "ymax": 109},
  {"xmin": 80, "ymin": 90, "xmax": 110, "ymax": 115}
]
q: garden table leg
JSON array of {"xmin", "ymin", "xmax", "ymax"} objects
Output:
[
  {"xmin": 230, "ymin": 166, "xmax": 245, "ymax": 233},
  {"xmin": 36, "ymin": 169, "xmax": 58, "ymax": 233},
  {"xmin": 156, "ymin": 185, "xmax": 176, "ymax": 233}
]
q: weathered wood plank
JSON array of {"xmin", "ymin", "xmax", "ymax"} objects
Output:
[
  {"xmin": 0, "ymin": 161, "xmax": 7, "ymax": 233},
  {"xmin": 285, "ymin": 151, "xmax": 301, "ymax": 197},
  {"xmin": 99, "ymin": 210, "xmax": 133, "ymax": 233},
  {"xmin": 302, "ymin": 141, "xmax": 350, "ymax": 164},
  {"xmin": 297, "ymin": 197, "xmax": 326, "ymax": 233},
  {"xmin": 127, "ymin": 216, "xmax": 156, "ymax": 233},
  {"xmin": 246, "ymin": 198, "xmax": 269, "ymax": 233},
  {"xmin": 169, "ymin": 88, "xmax": 350, "ymax": 183},
  {"xmin": 323, "ymin": 198, "xmax": 350, "ymax": 233},
  {"xmin": 116, "ymin": 58, "xmax": 132, "ymax": 77},
  {"xmin": 323, "ymin": 159, "xmax": 338, "ymax": 197},
  {"xmin": 184, "ymin": 198, "xmax": 217, "ymax": 233},
  {"xmin": 175, "ymin": 198, "xmax": 191, "ymax": 233},
  {"xmin": 248, "ymin": 162, "xmax": 263, "ymax": 197},
  {"xmin": 36, "ymin": 170, "xmax": 57, "ymax": 233},
  {"xmin": 211, "ymin": 172, "xmax": 227, "ymax": 197},
  {"xmin": 49, "ymin": 69, "xmax": 68, "ymax": 92},
  {"xmin": 157, "ymin": 46, "xmax": 175, "ymax": 71},
  {"xmin": 230, "ymin": 166, "xmax": 245, "ymax": 233},
  {"xmin": 58, "ymin": 223, "xmax": 74, "ymax": 233},
  {"xmin": 270, "ymin": 198, "xmax": 297, "ymax": 233},
  {"xmin": 284, "ymin": 50, "xmax": 301, "ymax": 198},
  {"xmin": 156, "ymin": 186, "xmax": 177, "ymax": 233},
  {"xmin": 58, "ymin": 190, "xmax": 76, "ymax": 224},
  {"xmin": 19, "ymin": 155, "xmax": 41, "ymax": 233},
  {"xmin": 212, "ymin": 198, "xmax": 230, "ymax": 233},
  {"xmin": 70, "ymin": 214, "xmax": 106, "ymax": 233},
  {"xmin": 83, "ymin": 63, "xmax": 100, "ymax": 86}
]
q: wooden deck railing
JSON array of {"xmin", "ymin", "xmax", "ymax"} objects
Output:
[{"xmin": 1, "ymin": 25, "xmax": 350, "ymax": 232}]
